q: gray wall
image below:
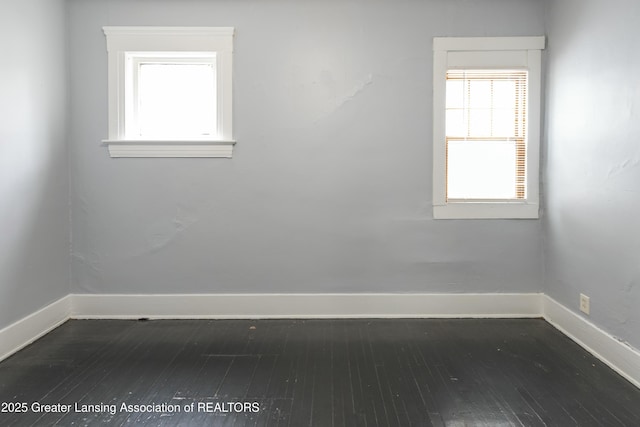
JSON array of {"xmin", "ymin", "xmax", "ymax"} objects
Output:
[
  {"xmin": 67, "ymin": 0, "xmax": 546, "ymax": 295},
  {"xmin": 544, "ymin": 0, "xmax": 640, "ymax": 349},
  {"xmin": 0, "ymin": 0, "xmax": 69, "ymax": 329}
]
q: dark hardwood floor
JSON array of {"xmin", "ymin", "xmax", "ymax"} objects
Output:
[{"xmin": 1, "ymin": 318, "xmax": 639, "ymax": 426}]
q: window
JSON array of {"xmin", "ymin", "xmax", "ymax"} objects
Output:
[
  {"xmin": 103, "ymin": 27, "xmax": 234, "ymax": 158},
  {"xmin": 432, "ymin": 37, "xmax": 545, "ymax": 219},
  {"xmin": 129, "ymin": 54, "xmax": 217, "ymax": 140}
]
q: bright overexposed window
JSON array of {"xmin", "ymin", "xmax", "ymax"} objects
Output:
[
  {"xmin": 446, "ymin": 70, "xmax": 527, "ymax": 200},
  {"xmin": 128, "ymin": 56, "xmax": 217, "ymax": 139},
  {"xmin": 433, "ymin": 37, "xmax": 545, "ymax": 219},
  {"xmin": 103, "ymin": 27, "xmax": 234, "ymax": 158}
]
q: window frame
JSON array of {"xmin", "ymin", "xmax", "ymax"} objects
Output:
[
  {"xmin": 432, "ymin": 36, "xmax": 545, "ymax": 219},
  {"xmin": 102, "ymin": 26, "xmax": 235, "ymax": 158}
]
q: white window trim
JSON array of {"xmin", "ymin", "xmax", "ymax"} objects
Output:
[
  {"xmin": 432, "ymin": 36, "xmax": 545, "ymax": 219},
  {"xmin": 102, "ymin": 26, "xmax": 235, "ymax": 158}
]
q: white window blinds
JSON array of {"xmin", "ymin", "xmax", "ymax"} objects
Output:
[{"xmin": 445, "ymin": 70, "xmax": 528, "ymax": 200}]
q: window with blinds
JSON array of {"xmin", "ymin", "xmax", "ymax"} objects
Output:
[{"xmin": 445, "ymin": 70, "xmax": 528, "ymax": 200}]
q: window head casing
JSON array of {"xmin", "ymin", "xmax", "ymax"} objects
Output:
[
  {"xmin": 432, "ymin": 36, "xmax": 545, "ymax": 219},
  {"xmin": 103, "ymin": 27, "xmax": 234, "ymax": 158}
]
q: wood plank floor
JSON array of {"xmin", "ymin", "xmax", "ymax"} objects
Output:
[{"xmin": 1, "ymin": 319, "xmax": 639, "ymax": 426}]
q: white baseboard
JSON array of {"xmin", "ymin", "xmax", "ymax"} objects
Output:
[
  {"xmin": 543, "ymin": 295, "xmax": 640, "ymax": 389},
  {"xmin": 0, "ymin": 295, "xmax": 71, "ymax": 363},
  {"xmin": 1, "ymin": 292, "xmax": 638, "ymax": 390},
  {"xmin": 70, "ymin": 292, "xmax": 544, "ymax": 319}
]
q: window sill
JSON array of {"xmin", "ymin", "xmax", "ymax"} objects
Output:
[
  {"xmin": 433, "ymin": 202, "xmax": 539, "ymax": 219},
  {"xmin": 103, "ymin": 140, "xmax": 235, "ymax": 158}
]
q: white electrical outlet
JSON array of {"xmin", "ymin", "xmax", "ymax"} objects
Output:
[{"xmin": 580, "ymin": 293, "xmax": 590, "ymax": 315}]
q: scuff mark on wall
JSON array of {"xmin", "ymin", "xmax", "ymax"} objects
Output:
[
  {"xmin": 331, "ymin": 73, "xmax": 374, "ymax": 111},
  {"xmin": 140, "ymin": 206, "xmax": 198, "ymax": 256},
  {"xmin": 602, "ymin": 156, "xmax": 640, "ymax": 195},
  {"xmin": 605, "ymin": 157, "xmax": 640, "ymax": 180},
  {"xmin": 306, "ymin": 73, "xmax": 376, "ymax": 125},
  {"xmin": 624, "ymin": 276, "xmax": 639, "ymax": 293},
  {"xmin": 282, "ymin": 72, "xmax": 376, "ymax": 127},
  {"xmin": 613, "ymin": 336, "xmax": 640, "ymax": 353},
  {"xmin": 71, "ymin": 251, "xmax": 103, "ymax": 275}
]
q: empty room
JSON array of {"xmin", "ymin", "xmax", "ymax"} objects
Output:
[{"xmin": 1, "ymin": 0, "xmax": 639, "ymax": 425}]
